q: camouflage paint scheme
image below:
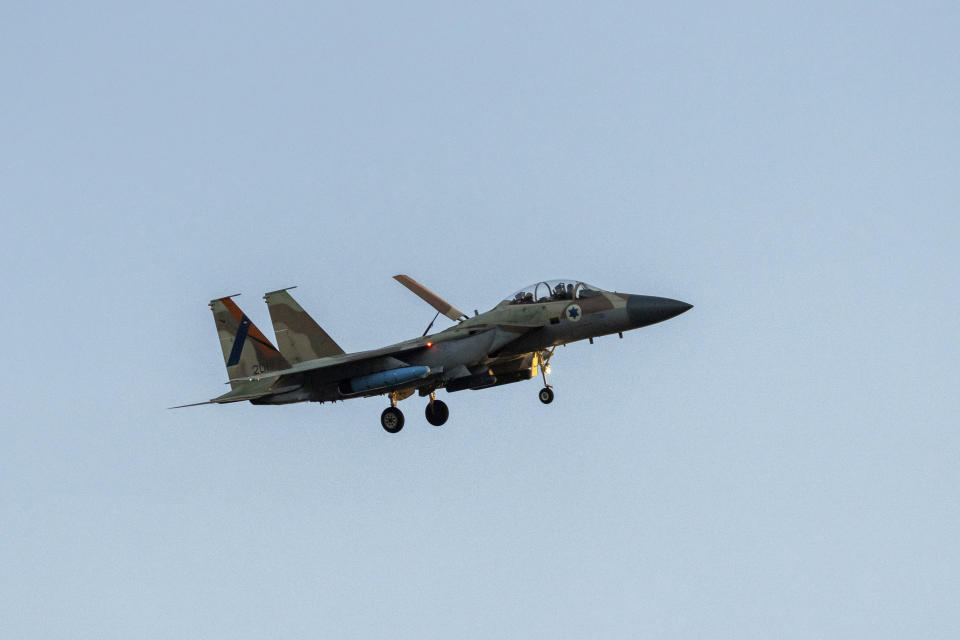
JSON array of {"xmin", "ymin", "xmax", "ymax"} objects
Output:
[
  {"xmin": 176, "ymin": 276, "xmax": 691, "ymax": 410},
  {"xmin": 264, "ymin": 288, "xmax": 344, "ymax": 363}
]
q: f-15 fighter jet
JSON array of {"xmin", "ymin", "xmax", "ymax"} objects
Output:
[{"xmin": 174, "ymin": 275, "xmax": 692, "ymax": 433}]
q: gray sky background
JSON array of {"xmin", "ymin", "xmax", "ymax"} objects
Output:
[{"xmin": 2, "ymin": 1, "xmax": 958, "ymax": 637}]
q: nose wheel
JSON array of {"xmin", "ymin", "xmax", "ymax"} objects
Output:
[{"xmin": 538, "ymin": 387, "xmax": 554, "ymax": 404}]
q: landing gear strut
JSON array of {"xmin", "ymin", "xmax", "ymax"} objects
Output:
[
  {"xmin": 538, "ymin": 347, "xmax": 556, "ymax": 404},
  {"xmin": 425, "ymin": 392, "xmax": 449, "ymax": 426},
  {"xmin": 381, "ymin": 392, "xmax": 404, "ymax": 433}
]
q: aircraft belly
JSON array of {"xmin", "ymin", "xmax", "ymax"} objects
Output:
[{"xmin": 308, "ymin": 379, "xmax": 432, "ymax": 402}]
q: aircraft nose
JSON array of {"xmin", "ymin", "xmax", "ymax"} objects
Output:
[{"xmin": 626, "ymin": 295, "xmax": 693, "ymax": 327}]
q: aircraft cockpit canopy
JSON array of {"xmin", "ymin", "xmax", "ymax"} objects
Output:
[{"xmin": 505, "ymin": 280, "xmax": 602, "ymax": 304}]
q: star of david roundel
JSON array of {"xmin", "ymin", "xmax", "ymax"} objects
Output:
[{"xmin": 565, "ymin": 304, "xmax": 582, "ymax": 322}]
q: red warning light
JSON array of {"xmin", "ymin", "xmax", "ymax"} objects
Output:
[{"xmin": 426, "ymin": 342, "xmax": 433, "ymax": 347}]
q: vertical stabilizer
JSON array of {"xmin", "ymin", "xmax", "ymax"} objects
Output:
[
  {"xmin": 263, "ymin": 288, "xmax": 345, "ymax": 364},
  {"xmin": 210, "ymin": 296, "xmax": 290, "ymax": 388}
]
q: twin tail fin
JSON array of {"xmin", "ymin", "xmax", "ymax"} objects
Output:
[
  {"xmin": 210, "ymin": 296, "xmax": 290, "ymax": 389},
  {"xmin": 263, "ymin": 287, "xmax": 345, "ymax": 363}
]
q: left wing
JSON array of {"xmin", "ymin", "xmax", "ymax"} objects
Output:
[
  {"xmin": 227, "ymin": 335, "xmax": 439, "ymax": 385},
  {"xmin": 169, "ymin": 377, "xmax": 301, "ymax": 408}
]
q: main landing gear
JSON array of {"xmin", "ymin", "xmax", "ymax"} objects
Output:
[
  {"xmin": 380, "ymin": 391, "xmax": 449, "ymax": 433},
  {"xmin": 381, "ymin": 391, "xmax": 405, "ymax": 433},
  {"xmin": 425, "ymin": 392, "xmax": 449, "ymax": 427},
  {"xmin": 538, "ymin": 347, "xmax": 556, "ymax": 404},
  {"xmin": 381, "ymin": 406, "xmax": 404, "ymax": 433}
]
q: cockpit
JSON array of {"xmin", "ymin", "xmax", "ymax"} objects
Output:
[{"xmin": 504, "ymin": 280, "xmax": 603, "ymax": 305}]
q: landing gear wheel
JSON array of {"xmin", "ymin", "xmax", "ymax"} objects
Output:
[
  {"xmin": 538, "ymin": 387, "xmax": 554, "ymax": 404},
  {"xmin": 381, "ymin": 407, "xmax": 405, "ymax": 433},
  {"xmin": 425, "ymin": 400, "xmax": 449, "ymax": 426}
]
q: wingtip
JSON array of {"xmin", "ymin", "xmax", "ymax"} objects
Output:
[{"xmin": 167, "ymin": 400, "xmax": 214, "ymax": 409}]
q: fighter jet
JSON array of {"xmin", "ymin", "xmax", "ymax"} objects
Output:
[{"xmin": 174, "ymin": 276, "xmax": 692, "ymax": 433}]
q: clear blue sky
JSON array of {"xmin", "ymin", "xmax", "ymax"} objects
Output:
[{"xmin": 2, "ymin": 1, "xmax": 958, "ymax": 638}]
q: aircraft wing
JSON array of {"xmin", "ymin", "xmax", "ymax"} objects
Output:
[
  {"xmin": 173, "ymin": 341, "xmax": 435, "ymax": 408},
  {"xmin": 226, "ymin": 334, "xmax": 441, "ymax": 385},
  {"xmin": 169, "ymin": 377, "xmax": 301, "ymax": 408}
]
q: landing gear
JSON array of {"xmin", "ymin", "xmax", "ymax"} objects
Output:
[
  {"xmin": 381, "ymin": 407, "xmax": 405, "ymax": 433},
  {"xmin": 538, "ymin": 347, "xmax": 556, "ymax": 405},
  {"xmin": 425, "ymin": 399, "xmax": 449, "ymax": 426}
]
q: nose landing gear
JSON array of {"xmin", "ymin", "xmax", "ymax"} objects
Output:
[{"xmin": 538, "ymin": 347, "xmax": 556, "ymax": 404}]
